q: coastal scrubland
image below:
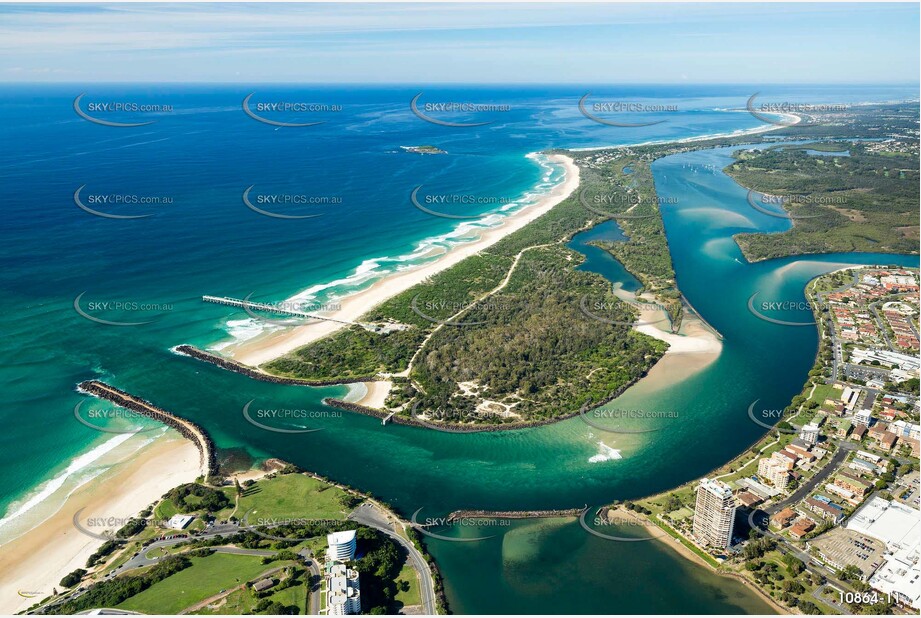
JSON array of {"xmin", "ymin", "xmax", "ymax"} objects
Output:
[{"xmin": 265, "ymin": 154, "xmax": 677, "ymax": 424}]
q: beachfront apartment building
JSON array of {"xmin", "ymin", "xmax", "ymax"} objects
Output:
[
  {"xmin": 891, "ymin": 420, "xmax": 921, "ymax": 441},
  {"xmin": 327, "ymin": 563, "xmax": 362, "ymax": 615},
  {"xmin": 327, "ymin": 530, "xmax": 357, "ymax": 562},
  {"xmin": 693, "ymin": 478, "xmax": 736, "ymax": 549},
  {"xmin": 325, "ymin": 530, "xmax": 361, "ymax": 615},
  {"xmin": 800, "ymin": 424, "xmax": 820, "ymax": 445},
  {"xmin": 758, "ymin": 457, "xmax": 791, "ymax": 489}
]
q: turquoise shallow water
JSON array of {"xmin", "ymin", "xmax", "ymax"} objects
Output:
[{"xmin": 1, "ymin": 85, "xmax": 917, "ymax": 613}]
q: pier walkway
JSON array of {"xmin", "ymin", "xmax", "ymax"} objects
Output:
[{"xmin": 201, "ymin": 295, "xmax": 356, "ymax": 326}]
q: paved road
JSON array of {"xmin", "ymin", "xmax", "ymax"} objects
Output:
[
  {"xmin": 815, "ymin": 270, "xmax": 857, "ymax": 382},
  {"xmin": 304, "ymin": 555, "xmax": 321, "ymax": 615},
  {"xmin": 765, "ymin": 441, "xmax": 854, "ymax": 515},
  {"xmin": 114, "ymin": 524, "xmax": 245, "ymax": 572},
  {"xmin": 349, "ymin": 503, "xmax": 437, "ymax": 615}
]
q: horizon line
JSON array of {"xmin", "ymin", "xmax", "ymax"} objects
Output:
[{"xmin": 3, "ymin": 81, "xmax": 919, "ymax": 87}]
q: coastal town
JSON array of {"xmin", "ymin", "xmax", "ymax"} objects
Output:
[{"xmin": 628, "ymin": 267, "xmax": 920, "ymax": 614}]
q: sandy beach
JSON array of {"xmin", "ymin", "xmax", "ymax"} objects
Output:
[
  {"xmin": 570, "ymin": 111, "xmax": 802, "ymax": 153},
  {"xmin": 608, "ymin": 506, "xmax": 789, "ymax": 615},
  {"xmin": 626, "ymin": 324, "xmax": 722, "ymax": 399},
  {"xmin": 0, "ymin": 434, "xmax": 200, "ymax": 615},
  {"xmin": 611, "ymin": 288, "xmax": 723, "ymax": 393},
  {"xmin": 348, "ymin": 380, "xmax": 392, "ymax": 409},
  {"xmin": 226, "ymin": 154, "xmax": 581, "ymax": 367}
]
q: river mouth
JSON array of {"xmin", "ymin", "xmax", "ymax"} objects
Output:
[
  {"xmin": 417, "ymin": 142, "xmax": 917, "ymax": 613},
  {"xmin": 116, "ymin": 141, "xmax": 919, "ymax": 518}
]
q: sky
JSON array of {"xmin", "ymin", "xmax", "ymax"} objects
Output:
[{"xmin": 1, "ymin": 2, "xmax": 918, "ymax": 83}]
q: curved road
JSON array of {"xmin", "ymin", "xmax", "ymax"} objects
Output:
[{"xmin": 349, "ymin": 503, "xmax": 437, "ymax": 614}]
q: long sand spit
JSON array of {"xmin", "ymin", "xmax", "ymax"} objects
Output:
[{"xmin": 227, "ymin": 154, "xmax": 581, "ymax": 367}]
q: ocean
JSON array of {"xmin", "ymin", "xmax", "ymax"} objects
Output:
[{"xmin": 0, "ymin": 83, "xmax": 916, "ymax": 613}]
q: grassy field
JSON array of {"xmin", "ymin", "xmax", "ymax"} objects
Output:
[
  {"xmin": 192, "ymin": 586, "xmax": 252, "ymax": 615},
  {"xmin": 191, "ymin": 572, "xmax": 308, "ymax": 615},
  {"xmin": 115, "ymin": 553, "xmax": 286, "ymax": 614},
  {"xmin": 237, "ymin": 474, "xmax": 350, "ymax": 521},
  {"xmin": 809, "ymin": 383, "xmax": 842, "ymax": 408},
  {"xmin": 394, "ymin": 562, "xmax": 422, "ymax": 609},
  {"xmin": 650, "ymin": 517, "xmax": 720, "ymax": 569}
]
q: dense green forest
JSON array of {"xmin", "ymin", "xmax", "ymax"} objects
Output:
[
  {"xmin": 409, "ymin": 245, "xmax": 666, "ymax": 423},
  {"xmin": 265, "ymin": 151, "xmax": 679, "ymax": 424},
  {"xmin": 574, "ymin": 152, "xmax": 681, "ymax": 321},
  {"xmin": 726, "ymin": 140, "xmax": 919, "ymax": 260}
]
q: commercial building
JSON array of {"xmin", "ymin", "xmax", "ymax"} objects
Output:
[
  {"xmin": 847, "ymin": 497, "xmax": 921, "ymax": 610},
  {"xmin": 692, "ymin": 478, "xmax": 736, "ymax": 549},
  {"xmin": 851, "ymin": 348, "xmax": 921, "ymax": 372},
  {"xmin": 166, "ymin": 514, "xmax": 195, "ymax": 530}
]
